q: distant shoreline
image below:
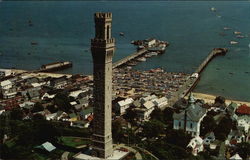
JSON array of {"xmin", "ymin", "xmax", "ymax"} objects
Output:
[{"xmin": 192, "ymin": 92, "xmax": 250, "ymax": 106}]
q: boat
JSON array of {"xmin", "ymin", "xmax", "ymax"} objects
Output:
[
  {"xmin": 236, "ymin": 35, "xmax": 245, "ymax": 38},
  {"xmin": 223, "ymin": 27, "xmax": 231, "ymax": 30},
  {"xmin": 230, "ymin": 41, "xmax": 238, "ymax": 45},
  {"xmin": 40, "ymin": 61, "xmax": 73, "ymax": 72},
  {"xmin": 31, "ymin": 42, "xmax": 38, "ymax": 45},
  {"xmin": 119, "ymin": 32, "xmax": 124, "ymax": 36},
  {"xmin": 136, "ymin": 57, "xmax": 146, "ymax": 62},
  {"xmin": 234, "ymin": 31, "xmax": 241, "ymax": 35},
  {"xmin": 210, "ymin": 7, "xmax": 216, "ymax": 12},
  {"xmin": 127, "ymin": 61, "xmax": 137, "ymax": 66}
]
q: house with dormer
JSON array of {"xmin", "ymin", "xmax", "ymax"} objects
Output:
[{"xmin": 173, "ymin": 93, "xmax": 207, "ymax": 137}]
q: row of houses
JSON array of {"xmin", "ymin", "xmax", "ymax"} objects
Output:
[{"xmin": 115, "ymin": 94, "xmax": 168, "ymax": 121}]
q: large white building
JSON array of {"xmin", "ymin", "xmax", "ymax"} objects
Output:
[
  {"xmin": 173, "ymin": 93, "xmax": 207, "ymax": 137},
  {"xmin": 116, "ymin": 98, "xmax": 134, "ymax": 115}
]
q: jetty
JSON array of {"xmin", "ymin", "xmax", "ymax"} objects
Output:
[
  {"xmin": 113, "ymin": 49, "xmax": 148, "ymax": 69},
  {"xmin": 163, "ymin": 48, "xmax": 228, "ymax": 109},
  {"xmin": 113, "ymin": 38, "xmax": 169, "ymax": 69}
]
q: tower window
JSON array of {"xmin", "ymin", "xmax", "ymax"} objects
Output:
[
  {"xmin": 179, "ymin": 121, "xmax": 181, "ymax": 127},
  {"xmin": 107, "ymin": 25, "xmax": 110, "ymax": 39},
  {"xmin": 190, "ymin": 123, "xmax": 193, "ymax": 129}
]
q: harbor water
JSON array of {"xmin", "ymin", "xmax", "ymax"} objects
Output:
[{"xmin": 0, "ymin": 1, "xmax": 249, "ymax": 101}]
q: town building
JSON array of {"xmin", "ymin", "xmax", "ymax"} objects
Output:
[
  {"xmin": 173, "ymin": 93, "xmax": 207, "ymax": 137},
  {"xmin": 116, "ymin": 98, "xmax": 134, "ymax": 115}
]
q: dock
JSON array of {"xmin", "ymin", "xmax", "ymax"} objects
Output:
[
  {"xmin": 113, "ymin": 48, "xmax": 148, "ymax": 69},
  {"xmin": 163, "ymin": 48, "xmax": 228, "ymax": 109}
]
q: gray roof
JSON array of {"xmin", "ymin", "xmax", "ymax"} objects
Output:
[{"xmin": 186, "ymin": 104, "xmax": 206, "ymax": 121}]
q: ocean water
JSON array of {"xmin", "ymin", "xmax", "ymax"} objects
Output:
[{"xmin": 0, "ymin": 1, "xmax": 249, "ymax": 101}]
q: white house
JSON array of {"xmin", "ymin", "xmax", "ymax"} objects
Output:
[
  {"xmin": 0, "ymin": 80, "xmax": 12, "ymax": 90},
  {"xmin": 135, "ymin": 101, "xmax": 155, "ymax": 121},
  {"xmin": 230, "ymin": 154, "xmax": 242, "ymax": 160},
  {"xmin": 45, "ymin": 113, "xmax": 57, "ymax": 121},
  {"xmin": 187, "ymin": 136, "xmax": 204, "ymax": 156},
  {"xmin": 0, "ymin": 69, "xmax": 12, "ymax": 78},
  {"xmin": 237, "ymin": 115, "xmax": 250, "ymax": 134},
  {"xmin": 19, "ymin": 101, "xmax": 35, "ymax": 109},
  {"xmin": 116, "ymin": 98, "xmax": 134, "ymax": 115},
  {"xmin": 140, "ymin": 94, "xmax": 157, "ymax": 104},
  {"xmin": 173, "ymin": 93, "xmax": 207, "ymax": 137},
  {"xmin": 152, "ymin": 97, "xmax": 168, "ymax": 109},
  {"xmin": 41, "ymin": 92, "xmax": 56, "ymax": 100}
]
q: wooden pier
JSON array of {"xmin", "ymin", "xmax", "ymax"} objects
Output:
[
  {"xmin": 112, "ymin": 48, "xmax": 148, "ymax": 69},
  {"xmin": 162, "ymin": 48, "xmax": 228, "ymax": 109}
]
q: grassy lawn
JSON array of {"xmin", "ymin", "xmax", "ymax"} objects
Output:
[{"xmin": 58, "ymin": 136, "xmax": 90, "ymax": 148}]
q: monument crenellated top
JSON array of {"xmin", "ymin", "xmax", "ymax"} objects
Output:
[{"xmin": 94, "ymin": 12, "xmax": 112, "ymax": 19}]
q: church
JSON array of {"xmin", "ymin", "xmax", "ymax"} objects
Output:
[{"xmin": 173, "ymin": 93, "xmax": 207, "ymax": 137}]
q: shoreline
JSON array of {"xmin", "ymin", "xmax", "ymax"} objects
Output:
[{"xmin": 192, "ymin": 92, "xmax": 250, "ymax": 106}]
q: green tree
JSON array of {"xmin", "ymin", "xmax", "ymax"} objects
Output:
[
  {"xmin": 123, "ymin": 108, "xmax": 137, "ymax": 125},
  {"xmin": 165, "ymin": 130, "xmax": 192, "ymax": 148},
  {"xmin": 150, "ymin": 108, "xmax": 164, "ymax": 122},
  {"xmin": 10, "ymin": 108, "xmax": 23, "ymax": 120},
  {"xmin": 54, "ymin": 92, "xmax": 71, "ymax": 112},
  {"xmin": 143, "ymin": 120, "xmax": 165, "ymax": 138},
  {"xmin": 214, "ymin": 115, "xmax": 232, "ymax": 141},
  {"xmin": 31, "ymin": 102, "xmax": 44, "ymax": 113},
  {"xmin": 200, "ymin": 115, "xmax": 216, "ymax": 136},
  {"xmin": 163, "ymin": 107, "xmax": 174, "ymax": 122},
  {"xmin": 236, "ymin": 142, "xmax": 250, "ymax": 160}
]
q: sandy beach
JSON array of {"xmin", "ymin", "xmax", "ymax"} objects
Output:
[
  {"xmin": 192, "ymin": 92, "xmax": 250, "ymax": 106},
  {"xmin": 9, "ymin": 69, "xmax": 73, "ymax": 78}
]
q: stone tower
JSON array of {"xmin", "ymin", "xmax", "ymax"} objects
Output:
[{"xmin": 91, "ymin": 12, "xmax": 115, "ymax": 159}]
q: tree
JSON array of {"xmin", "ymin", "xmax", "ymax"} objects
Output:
[
  {"xmin": 236, "ymin": 142, "xmax": 250, "ymax": 160},
  {"xmin": 143, "ymin": 120, "xmax": 165, "ymax": 138},
  {"xmin": 123, "ymin": 108, "xmax": 137, "ymax": 125},
  {"xmin": 163, "ymin": 107, "xmax": 174, "ymax": 122},
  {"xmin": 214, "ymin": 115, "xmax": 233, "ymax": 141},
  {"xmin": 10, "ymin": 108, "xmax": 23, "ymax": 120},
  {"xmin": 165, "ymin": 130, "xmax": 192, "ymax": 148},
  {"xmin": 54, "ymin": 92, "xmax": 71, "ymax": 112},
  {"xmin": 150, "ymin": 108, "xmax": 164, "ymax": 122},
  {"xmin": 200, "ymin": 115, "xmax": 216, "ymax": 136},
  {"xmin": 31, "ymin": 102, "xmax": 44, "ymax": 113}
]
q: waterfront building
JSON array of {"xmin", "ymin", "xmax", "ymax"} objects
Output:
[
  {"xmin": 173, "ymin": 93, "xmax": 207, "ymax": 137},
  {"xmin": 91, "ymin": 12, "xmax": 115, "ymax": 158}
]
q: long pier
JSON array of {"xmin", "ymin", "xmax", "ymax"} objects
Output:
[
  {"xmin": 112, "ymin": 48, "xmax": 148, "ymax": 69},
  {"xmin": 195, "ymin": 48, "xmax": 227, "ymax": 74},
  {"xmin": 163, "ymin": 48, "xmax": 228, "ymax": 109}
]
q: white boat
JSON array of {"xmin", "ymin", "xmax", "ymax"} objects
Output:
[
  {"xmin": 150, "ymin": 52, "xmax": 158, "ymax": 56},
  {"xmin": 236, "ymin": 35, "xmax": 245, "ymax": 38},
  {"xmin": 230, "ymin": 41, "xmax": 238, "ymax": 45},
  {"xmin": 137, "ymin": 57, "xmax": 146, "ymax": 62},
  {"xmin": 211, "ymin": 7, "xmax": 216, "ymax": 12},
  {"xmin": 234, "ymin": 31, "xmax": 241, "ymax": 35},
  {"xmin": 223, "ymin": 27, "xmax": 231, "ymax": 30}
]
